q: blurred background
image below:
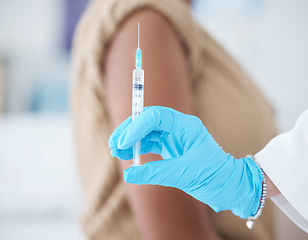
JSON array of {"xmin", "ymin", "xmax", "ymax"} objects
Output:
[{"xmin": 0, "ymin": 0, "xmax": 307, "ymax": 239}]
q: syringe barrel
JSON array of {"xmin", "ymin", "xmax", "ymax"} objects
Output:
[
  {"xmin": 133, "ymin": 141, "xmax": 141, "ymax": 166},
  {"xmin": 132, "ymin": 67, "xmax": 144, "ymax": 166}
]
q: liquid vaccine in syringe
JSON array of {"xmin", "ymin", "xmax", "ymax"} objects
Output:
[{"xmin": 132, "ymin": 23, "xmax": 144, "ymax": 166}]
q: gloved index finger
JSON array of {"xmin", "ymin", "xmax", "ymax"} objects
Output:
[
  {"xmin": 109, "ymin": 107, "xmax": 150, "ymax": 149},
  {"xmin": 118, "ymin": 106, "xmax": 174, "ymax": 149},
  {"xmin": 109, "ymin": 115, "xmax": 132, "ymax": 149}
]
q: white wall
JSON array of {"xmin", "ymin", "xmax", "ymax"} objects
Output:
[
  {"xmin": 0, "ymin": 0, "xmax": 68, "ymax": 112},
  {"xmin": 0, "ymin": 2, "xmax": 83, "ymax": 239},
  {"xmin": 0, "ymin": 114, "xmax": 84, "ymax": 240},
  {"xmin": 192, "ymin": 0, "xmax": 308, "ymax": 132}
]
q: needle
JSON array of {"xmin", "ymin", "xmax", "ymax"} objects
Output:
[{"xmin": 138, "ymin": 22, "xmax": 140, "ymax": 49}]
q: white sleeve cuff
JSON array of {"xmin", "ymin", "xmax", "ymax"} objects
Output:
[
  {"xmin": 271, "ymin": 194, "xmax": 308, "ymax": 234},
  {"xmin": 255, "ymin": 108, "xmax": 308, "ymax": 234}
]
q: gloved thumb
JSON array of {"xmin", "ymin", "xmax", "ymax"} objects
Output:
[{"xmin": 123, "ymin": 157, "xmax": 185, "ymax": 188}]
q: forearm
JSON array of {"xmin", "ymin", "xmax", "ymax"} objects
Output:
[{"xmin": 265, "ymin": 173, "xmax": 280, "ymax": 198}]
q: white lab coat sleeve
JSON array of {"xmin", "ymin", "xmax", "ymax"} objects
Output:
[{"xmin": 255, "ymin": 108, "xmax": 308, "ymax": 233}]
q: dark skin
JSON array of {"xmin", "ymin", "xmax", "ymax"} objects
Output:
[
  {"xmin": 105, "ymin": 1, "xmax": 279, "ymax": 239},
  {"xmin": 105, "ymin": 7, "xmax": 222, "ymax": 240}
]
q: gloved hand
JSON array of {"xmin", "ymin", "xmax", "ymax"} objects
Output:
[{"xmin": 109, "ymin": 106, "xmax": 263, "ymax": 219}]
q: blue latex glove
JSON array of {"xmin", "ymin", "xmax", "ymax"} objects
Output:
[{"xmin": 109, "ymin": 106, "xmax": 263, "ymax": 219}]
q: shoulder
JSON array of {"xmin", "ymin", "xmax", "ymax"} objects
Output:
[
  {"xmin": 108, "ymin": 8, "xmax": 184, "ymax": 52},
  {"xmin": 105, "ymin": 8, "xmax": 188, "ymax": 74}
]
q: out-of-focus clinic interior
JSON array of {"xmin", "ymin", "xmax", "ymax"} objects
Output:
[{"xmin": 0, "ymin": 0, "xmax": 307, "ymax": 239}]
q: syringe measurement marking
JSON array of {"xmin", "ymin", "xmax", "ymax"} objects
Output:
[
  {"xmin": 132, "ymin": 22, "xmax": 143, "ymax": 166},
  {"xmin": 132, "ymin": 84, "xmax": 144, "ymax": 90}
]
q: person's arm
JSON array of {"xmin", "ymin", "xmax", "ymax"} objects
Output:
[
  {"xmin": 265, "ymin": 173, "xmax": 280, "ymax": 198},
  {"xmin": 256, "ymin": 109, "xmax": 308, "ymax": 233},
  {"xmin": 105, "ymin": 10, "xmax": 220, "ymax": 240},
  {"xmin": 109, "ymin": 106, "xmax": 308, "ymax": 234}
]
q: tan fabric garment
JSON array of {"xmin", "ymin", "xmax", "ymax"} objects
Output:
[{"xmin": 71, "ymin": 0, "xmax": 277, "ymax": 239}]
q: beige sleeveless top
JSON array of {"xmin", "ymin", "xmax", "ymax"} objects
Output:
[{"xmin": 72, "ymin": 0, "xmax": 277, "ymax": 239}]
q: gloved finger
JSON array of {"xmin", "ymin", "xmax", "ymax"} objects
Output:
[
  {"xmin": 109, "ymin": 107, "xmax": 152, "ymax": 149},
  {"xmin": 111, "ymin": 141, "xmax": 161, "ymax": 160},
  {"xmin": 123, "ymin": 155, "xmax": 187, "ymax": 188},
  {"xmin": 147, "ymin": 131, "xmax": 163, "ymax": 142},
  {"xmin": 111, "ymin": 131, "xmax": 162, "ymax": 159},
  {"xmin": 109, "ymin": 116, "xmax": 132, "ymax": 149},
  {"xmin": 118, "ymin": 106, "xmax": 174, "ymax": 149}
]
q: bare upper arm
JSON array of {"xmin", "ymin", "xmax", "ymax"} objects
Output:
[
  {"xmin": 105, "ymin": 9, "xmax": 192, "ymax": 126},
  {"xmin": 105, "ymin": 9, "xmax": 217, "ymax": 240}
]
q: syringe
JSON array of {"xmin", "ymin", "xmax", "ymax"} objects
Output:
[{"xmin": 132, "ymin": 23, "xmax": 144, "ymax": 166}]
